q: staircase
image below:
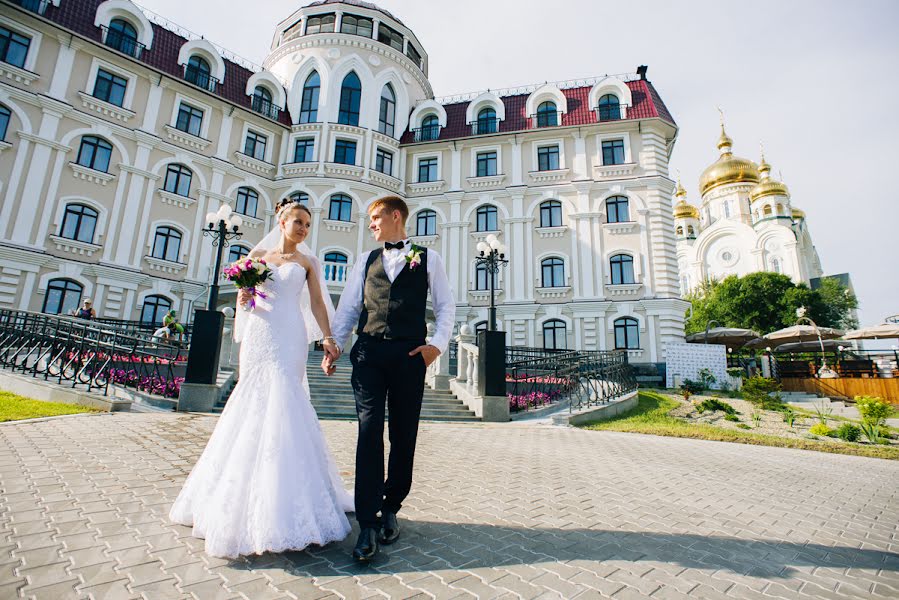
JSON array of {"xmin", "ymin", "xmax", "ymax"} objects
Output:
[
  {"xmin": 782, "ymin": 391, "xmax": 861, "ymax": 419},
  {"xmin": 215, "ymin": 351, "xmax": 479, "ymax": 422}
]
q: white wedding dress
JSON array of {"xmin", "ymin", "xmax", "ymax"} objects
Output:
[{"xmin": 169, "ymin": 262, "xmax": 353, "ymax": 558}]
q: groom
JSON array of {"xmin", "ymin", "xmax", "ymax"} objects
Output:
[{"xmin": 326, "ymin": 196, "xmax": 455, "ymax": 562}]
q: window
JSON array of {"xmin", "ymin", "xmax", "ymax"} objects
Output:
[
  {"xmin": 416, "ymin": 210, "xmax": 437, "ymax": 236},
  {"xmin": 243, "ymin": 130, "xmax": 268, "ymax": 161},
  {"xmin": 601, "ymin": 140, "xmax": 626, "ymax": 165},
  {"xmin": 406, "ymin": 43, "xmax": 422, "ymax": 68},
  {"xmin": 476, "ymin": 107, "xmax": 497, "ymax": 135},
  {"xmin": 676, "ymin": 225, "xmax": 683, "ymax": 236},
  {"xmin": 541, "ymin": 257, "xmax": 565, "ymax": 288},
  {"xmin": 606, "ymin": 196, "xmax": 630, "ymax": 223},
  {"xmin": 175, "ymin": 102, "xmax": 204, "ymax": 137},
  {"xmin": 375, "ymin": 148, "xmax": 393, "ymax": 176},
  {"xmin": 543, "ymin": 320, "xmax": 566, "ymax": 350},
  {"xmin": 60, "ymin": 204, "xmax": 98, "ymax": 243},
  {"xmin": 42, "ymin": 279, "xmax": 82, "ymax": 315},
  {"xmin": 763, "ymin": 204, "xmax": 773, "ymax": 216},
  {"xmin": 724, "ymin": 200, "xmax": 731, "ymax": 218},
  {"xmin": 338, "ymin": 72, "xmax": 362, "ymax": 126},
  {"xmin": 0, "ymin": 26, "xmax": 30, "ymax": 69},
  {"xmin": 92, "ymin": 69, "xmax": 127, "ymax": 107},
  {"xmin": 539, "ymin": 200, "xmax": 562, "ymax": 228},
  {"xmin": 379, "ymin": 84, "xmax": 396, "ymax": 137},
  {"xmin": 299, "ymin": 71, "xmax": 320, "ymax": 123},
  {"xmin": 323, "ymin": 251, "xmax": 348, "ymax": 282},
  {"xmin": 610, "ymin": 254, "xmax": 635, "ymax": 285},
  {"xmin": 0, "ymin": 104, "xmax": 9, "ymax": 140},
  {"xmin": 163, "ymin": 164, "xmax": 192, "ymax": 197},
  {"xmin": 475, "ymin": 263, "xmax": 496, "ymax": 291},
  {"xmin": 289, "ymin": 191, "xmax": 310, "ymax": 206},
  {"xmin": 305, "ymin": 13, "xmax": 335, "ymax": 34},
  {"xmin": 105, "ymin": 18, "xmax": 140, "ymax": 58},
  {"xmin": 476, "ymin": 205, "xmax": 498, "ymax": 232},
  {"xmin": 294, "ymin": 138, "xmax": 314, "ymax": 162},
  {"xmin": 614, "ymin": 317, "xmax": 639, "ymax": 349},
  {"xmin": 537, "ymin": 145, "xmax": 560, "ymax": 171},
  {"xmin": 228, "ymin": 245, "xmax": 249, "ymax": 263},
  {"xmin": 687, "ymin": 225, "xmax": 695, "ymax": 237},
  {"xmin": 771, "ymin": 257, "xmax": 782, "ymax": 273},
  {"xmin": 340, "ymin": 14, "xmax": 373, "ymax": 37},
  {"xmin": 377, "ymin": 23, "xmax": 404, "ymax": 51},
  {"xmin": 235, "ymin": 187, "xmax": 258, "ymax": 217},
  {"xmin": 184, "ymin": 55, "xmax": 213, "ymax": 90},
  {"xmin": 324, "ymin": 251, "xmax": 348, "ymax": 263},
  {"xmin": 536, "ymin": 101, "xmax": 558, "ymax": 127},
  {"xmin": 476, "ymin": 151, "xmax": 497, "ymax": 177},
  {"xmin": 140, "ymin": 295, "xmax": 172, "ymax": 325},
  {"xmin": 333, "ymin": 139, "xmax": 357, "ymax": 165},
  {"xmin": 328, "ymin": 194, "xmax": 353, "ymax": 222},
  {"xmin": 251, "ymin": 85, "xmax": 278, "ymax": 119},
  {"xmin": 418, "ymin": 157, "xmax": 438, "ymax": 182},
  {"xmin": 152, "ymin": 226, "xmax": 182, "ymax": 262},
  {"xmin": 420, "ymin": 114, "xmax": 439, "ymax": 141},
  {"xmin": 76, "ymin": 136, "xmax": 113, "ymax": 172},
  {"xmin": 598, "ymin": 94, "xmax": 621, "ymax": 121}
]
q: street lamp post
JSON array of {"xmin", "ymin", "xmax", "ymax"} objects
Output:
[
  {"xmin": 474, "ymin": 234, "xmax": 509, "ymax": 398},
  {"xmin": 202, "ymin": 204, "xmax": 243, "ymax": 311},
  {"xmin": 795, "ymin": 307, "xmax": 838, "ymax": 378},
  {"xmin": 475, "ymin": 234, "xmax": 508, "ymax": 332}
]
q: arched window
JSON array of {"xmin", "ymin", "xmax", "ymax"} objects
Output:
[
  {"xmin": 724, "ymin": 200, "xmax": 731, "ymax": 218},
  {"xmin": 610, "ymin": 254, "xmax": 635, "ymax": 285},
  {"xmin": 338, "ymin": 72, "xmax": 362, "ymax": 126},
  {"xmin": 771, "ymin": 257, "xmax": 782, "ymax": 273},
  {"xmin": 152, "ymin": 226, "xmax": 182, "ymax": 262},
  {"xmin": 163, "ymin": 164, "xmax": 192, "ymax": 197},
  {"xmin": 252, "ymin": 85, "xmax": 275, "ymax": 117},
  {"xmin": 474, "ymin": 263, "xmax": 496, "ymax": 291},
  {"xmin": 328, "ymin": 194, "xmax": 353, "ymax": 222},
  {"xmin": 541, "ymin": 257, "xmax": 565, "ymax": 288},
  {"xmin": 539, "ymin": 200, "xmax": 562, "ymax": 228},
  {"xmin": 323, "ymin": 251, "xmax": 349, "ymax": 282},
  {"xmin": 763, "ymin": 204, "xmax": 773, "ymax": 216},
  {"xmin": 324, "ymin": 251, "xmax": 348, "ymax": 263},
  {"xmin": 235, "ymin": 187, "xmax": 258, "ymax": 217},
  {"xmin": 416, "ymin": 209, "xmax": 437, "ymax": 236},
  {"xmin": 140, "ymin": 295, "xmax": 172, "ymax": 325},
  {"xmin": 106, "ymin": 18, "xmax": 139, "ymax": 57},
  {"xmin": 598, "ymin": 94, "xmax": 620, "ymax": 121},
  {"xmin": 228, "ymin": 245, "xmax": 249, "ymax": 263},
  {"xmin": 475, "ymin": 205, "xmax": 498, "ymax": 232},
  {"xmin": 536, "ymin": 101, "xmax": 557, "ymax": 127},
  {"xmin": 606, "ymin": 196, "xmax": 630, "ymax": 223},
  {"xmin": 687, "ymin": 225, "xmax": 695, "ymax": 236},
  {"xmin": 60, "ymin": 204, "xmax": 99, "ymax": 243},
  {"xmin": 185, "ymin": 55, "xmax": 212, "ymax": 89},
  {"xmin": 421, "ymin": 114, "xmax": 440, "ymax": 141},
  {"xmin": 76, "ymin": 136, "xmax": 113, "ymax": 172},
  {"xmin": 299, "ymin": 71, "xmax": 320, "ymax": 124},
  {"xmin": 476, "ymin": 107, "xmax": 497, "ymax": 135},
  {"xmin": 614, "ymin": 317, "xmax": 639, "ymax": 349},
  {"xmin": 289, "ymin": 191, "xmax": 310, "ymax": 206},
  {"xmin": 42, "ymin": 279, "xmax": 83, "ymax": 315},
  {"xmin": 675, "ymin": 225, "xmax": 683, "ymax": 236},
  {"xmin": 543, "ymin": 319, "xmax": 566, "ymax": 350},
  {"xmin": 378, "ymin": 84, "xmax": 396, "ymax": 137},
  {"xmin": 0, "ymin": 104, "xmax": 10, "ymax": 140}
]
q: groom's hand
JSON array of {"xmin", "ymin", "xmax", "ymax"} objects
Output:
[
  {"xmin": 409, "ymin": 344, "xmax": 440, "ymax": 367},
  {"xmin": 321, "ymin": 354, "xmax": 336, "ymax": 376}
]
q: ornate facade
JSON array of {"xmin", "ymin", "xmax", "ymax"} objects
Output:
[{"xmin": 0, "ymin": 0, "xmax": 688, "ymax": 365}]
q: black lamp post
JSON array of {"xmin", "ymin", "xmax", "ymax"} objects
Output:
[
  {"xmin": 474, "ymin": 233, "xmax": 508, "ymax": 332},
  {"xmin": 474, "ymin": 233, "xmax": 508, "ymax": 398},
  {"xmin": 201, "ymin": 205, "xmax": 243, "ymax": 311}
]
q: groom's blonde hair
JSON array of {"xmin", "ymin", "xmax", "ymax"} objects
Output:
[{"xmin": 368, "ymin": 196, "xmax": 409, "ymax": 223}]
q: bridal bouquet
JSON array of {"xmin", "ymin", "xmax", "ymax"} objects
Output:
[{"xmin": 223, "ymin": 258, "xmax": 272, "ymax": 309}]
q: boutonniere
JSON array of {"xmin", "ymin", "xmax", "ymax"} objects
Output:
[{"xmin": 405, "ymin": 245, "xmax": 424, "ymax": 271}]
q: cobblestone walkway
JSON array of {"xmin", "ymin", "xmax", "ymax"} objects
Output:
[{"xmin": 1, "ymin": 412, "xmax": 897, "ymax": 599}]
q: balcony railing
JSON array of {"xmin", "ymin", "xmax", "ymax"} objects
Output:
[
  {"xmin": 412, "ymin": 125, "xmax": 441, "ymax": 142},
  {"xmin": 470, "ymin": 118, "xmax": 500, "ymax": 136},
  {"xmin": 529, "ymin": 111, "xmax": 563, "ymax": 128},
  {"xmin": 596, "ymin": 104, "xmax": 629, "ymax": 122},
  {"xmin": 100, "ymin": 25, "xmax": 146, "ymax": 59},
  {"xmin": 251, "ymin": 95, "xmax": 282, "ymax": 120},
  {"xmin": 12, "ymin": 0, "xmax": 50, "ymax": 15},
  {"xmin": 322, "ymin": 260, "xmax": 350, "ymax": 286},
  {"xmin": 183, "ymin": 64, "xmax": 220, "ymax": 93}
]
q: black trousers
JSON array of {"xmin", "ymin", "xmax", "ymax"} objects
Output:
[{"xmin": 350, "ymin": 335, "xmax": 426, "ymax": 529}]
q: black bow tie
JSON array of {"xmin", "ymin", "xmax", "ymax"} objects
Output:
[{"xmin": 384, "ymin": 241, "xmax": 405, "ymax": 250}]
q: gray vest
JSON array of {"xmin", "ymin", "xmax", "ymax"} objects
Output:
[{"xmin": 356, "ymin": 248, "xmax": 428, "ymax": 341}]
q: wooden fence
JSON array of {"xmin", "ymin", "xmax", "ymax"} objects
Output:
[{"xmin": 780, "ymin": 377, "xmax": 899, "ymax": 403}]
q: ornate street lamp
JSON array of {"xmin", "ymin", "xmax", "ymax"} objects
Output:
[
  {"xmin": 474, "ymin": 233, "xmax": 508, "ymax": 332},
  {"xmin": 795, "ymin": 307, "xmax": 838, "ymax": 378},
  {"xmin": 202, "ymin": 204, "xmax": 243, "ymax": 311}
]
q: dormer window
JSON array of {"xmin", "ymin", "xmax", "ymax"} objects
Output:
[
  {"xmin": 418, "ymin": 114, "xmax": 440, "ymax": 142},
  {"xmin": 103, "ymin": 18, "xmax": 143, "ymax": 59},
  {"xmin": 598, "ymin": 94, "xmax": 621, "ymax": 121},
  {"xmin": 251, "ymin": 85, "xmax": 279, "ymax": 119},
  {"xmin": 536, "ymin": 101, "xmax": 558, "ymax": 127},
  {"xmin": 476, "ymin": 107, "xmax": 498, "ymax": 135},
  {"xmin": 184, "ymin": 55, "xmax": 216, "ymax": 92}
]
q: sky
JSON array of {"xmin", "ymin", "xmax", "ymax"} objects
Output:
[{"xmin": 138, "ymin": 0, "xmax": 899, "ymax": 326}]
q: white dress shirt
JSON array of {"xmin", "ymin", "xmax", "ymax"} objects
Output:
[{"xmin": 330, "ymin": 240, "xmax": 456, "ymax": 354}]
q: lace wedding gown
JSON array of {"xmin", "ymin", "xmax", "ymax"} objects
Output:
[{"xmin": 169, "ymin": 262, "xmax": 353, "ymax": 558}]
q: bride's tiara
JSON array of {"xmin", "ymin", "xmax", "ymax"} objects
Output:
[{"xmin": 275, "ymin": 198, "xmax": 310, "ymax": 219}]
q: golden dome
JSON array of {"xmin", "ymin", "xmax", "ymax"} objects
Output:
[
  {"xmin": 699, "ymin": 126, "xmax": 759, "ymax": 196},
  {"xmin": 674, "ymin": 178, "xmax": 688, "ymax": 199},
  {"xmin": 673, "ymin": 199, "xmax": 699, "ymax": 220},
  {"xmin": 749, "ymin": 156, "xmax": 790, "ymax": 201},
  {"xmin": 791, "ymin": 207, "xmax": 805, "ymax": 219}
]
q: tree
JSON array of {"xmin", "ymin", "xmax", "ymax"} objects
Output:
[{"xmin": 810, "ymin": 276, "xmax": 859, "ymax": 330}]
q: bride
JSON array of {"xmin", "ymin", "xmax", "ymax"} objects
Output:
[{"xmin": 169, "ymin": 198, "xmax": 353, "ymax": 558}]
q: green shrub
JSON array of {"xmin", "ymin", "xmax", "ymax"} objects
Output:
[
  {"xmin": 835, "ymin": 423, "xmax": 861, "ymax": 442},
  {"xmin": 812, "ymin": 402, "xmax": 833, "ymax": 425},
  {"xmin": 742, "ymin": 376, "xmax": 782, "ymax": 409},
  {"xmin": 782, "ymin": 408, "xmax": 796, "ymax": 428},
  {"xmin": 751, "ymin": 410, "xmax": 763, "ymax": 428},
  {"xmin": 724, "ymin": 413, "xmax": 740, "ymax": 422},
  {"xmin": 679, "ymin": 379, "xmax": 704, "ymax": 401},
  {"xmin": 736, "ymin": 423, "xmax": 750, "ymax": 429},
  {"xmin": 726, "ymin": 367, "xmax": 745, "ymax": 379},
  {"xmin": 860, "ymin": 420, "xmax": 882, "ymax": 445},
  {"xmin": 855, "ymin": 396, "xmax": 891, "ymax": 427},
  {"xmin": 809, "ymin": 422, "xmax": 832, "ymax": 436},
  {"xmin": 696, "ymin": 398, "xmax": 736, "ymax": 415},
  {"xmin": 698, "ymin": 368, "xmax": 716, "ymax": 390}
]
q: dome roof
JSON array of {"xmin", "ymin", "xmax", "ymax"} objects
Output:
[
  {"xmin": 749, "ymin": 156, "xmax": 790, "ymax": 202},
  {"xmin": 791, "ymin": 206, "xmax": 806, "ymax": 219},
  {"xmin": 672, "ymin": 178, "xmax": 699, "ymax": 219},
  {"xmin": 699, "ymin": 126, "xmax": 759, "ymax": 196}
]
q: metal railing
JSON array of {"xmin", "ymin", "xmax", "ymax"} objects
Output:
[
  {"xmin": 183, "ymin": 64, "xmax": 220, "ymax": 93},
  {"xmin": 596, "ymin": 104, "xmax": 629, "ymax": 122},
  {"xmin": 470, "ymin": 118, "xmax": 500, "ymax": 136},
  {"xmin": 529, "ymin": 112, "xmax": 563, "ymax": 128},
  {"xmin": 0, "ymin": 310, "xmax": 187, "ymax": 398},
  {"xmin": 100, "ymin": 26, "xmax": 145, "ymax": 59},
  {"xmin": 435, "ymin": 72, "xmax": 640, "ymax": 105},
  {"xmin": 12, "ymin": 0, "xmax": 50, "ymax": 15},
  {"xmin": 251, "ymin": 95, "xmax": 282, "ymax": 120},
  {"xmin": 91, "ymin": 317, "xmax": 193, "ymax": 344},
  {"xmin": 412, "ymin": 125, "xmax": 441, "ymax": 142}
]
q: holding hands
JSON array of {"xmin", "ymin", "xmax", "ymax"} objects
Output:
[{"xmin": 321, "ymin": 337, "xmax": 341, "ymax": 375}]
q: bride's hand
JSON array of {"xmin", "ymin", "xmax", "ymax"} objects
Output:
[
  {"xmin": 322, "ymin": 339, "xmax": 341, "ymax": 361},
  {"xmin": 237, "ymin": 288, "xmax": 252, "ymax": 307}
]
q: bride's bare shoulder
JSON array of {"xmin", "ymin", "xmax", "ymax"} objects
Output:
[{"xmin": 249, "ymin": 248, "xmax": 268, "ymax": 259}]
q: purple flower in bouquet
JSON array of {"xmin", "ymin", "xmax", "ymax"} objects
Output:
[{"xmin": 223, "ymin": 257, "xmax": 272, "ymax": 309}]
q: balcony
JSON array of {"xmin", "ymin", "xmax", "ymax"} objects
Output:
[
  {"xmin": 100, "ymin": 26, "xmax": 145, "ymax": 59},
  {"xmin": 412, "ymin": 125, "xmax": 442, "ymax": 143},
  {"xmin": 469, "ymin": 118, "xmax": 500, "ymax": 136},
  {"xmin": 183, "ymin": 64, "xmax": 220, "ymax": 93},
  {"xmin": 528, "ymin": 111, "xmax": 563, "ymax": 129},
  {"xmin": 595, "ymin": 104, "xmax": 629, "ymax": 122},
  {"xmin": 323, "ymin": 260, "xmax": 351, "ymax": 287},
  {"xmin": 11, "ymin": 0, "xmax": 50, "ymax": 15},
  {"xmin": 251, "ymin": 95, "xmax": 282, "ymax": 121}
]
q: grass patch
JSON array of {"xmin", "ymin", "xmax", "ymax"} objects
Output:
[
  {"xmin": 0, "ymin": 390, "xmax": 99, "ymax": 422},
  {"xmin": 578, "ymin": 390, "xmax": 899, "ymax": 461}
]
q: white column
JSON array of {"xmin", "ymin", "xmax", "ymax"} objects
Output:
[
  {"xmin": 141, "ymin": 82, "xmax": 164, "ymax": 132},
  {"xmin": 450, "ymin": 148, "xmax": 462, "ymax": 190},
  {"xmin": 647, "ymin": 313, "xmax": 658, "ymax": 362},
  {"xmin": 355, "ymin": 211, "xmax": 368, "ymax": 259},
  {"xmin": 100, "ymin": 169, "xmax": 133, "ymax": 262},
  {"xmin": 32, "ymin": 147, "xmax": 68, "ymax": 246},
  {"xmin": 215, "ymin": 113, "xmax": 234, "ymax": 160},
  {"xmin": 18, "ymin": 271, "xmax": 37, "ymax": 310},
  {"xmin": 0, "ymin": 136, "xmax": 32, "ymax": 239},
  {"xmin": 310, "ymin": 207, "xmax": 323, "ymax": 252},
  {"xmin": 48, "ymin": 42, "xmax": 78, "ymax": 100},
  {"xmin": 510, "ymin": 141, "xmax": 523, "ymax": 186},
  {"xmin": 572, "ymin": 134, "xmax": 588, "ymax": 179}
]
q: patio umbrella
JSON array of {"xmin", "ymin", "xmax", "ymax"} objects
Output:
[
  {"xmin": 773, "ymin": 339, "xmax": 848, "ymax": 353},
  {"xmin": 744, "ymin": 325, "xmax": 845, "ymax": 350},
  {"xmin": 842, "ymin": 323, "xmax": 899, "ymax": 341},
  {"xmin": 685, "ymin": 327, "xmax": 761, "ymax": 348}
]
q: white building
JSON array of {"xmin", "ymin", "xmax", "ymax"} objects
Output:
[
  {"xmin": 0, "ymin": 0, "xmax": 689, "ymax": 367},
  {"xmin": 675, "ymin": 125, "xmax": 824, "ymax": 293}
]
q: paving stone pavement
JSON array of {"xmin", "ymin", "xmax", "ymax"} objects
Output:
[{"xmin": 0, "ymin": 412, "xmax": 897, "ymax": 600}]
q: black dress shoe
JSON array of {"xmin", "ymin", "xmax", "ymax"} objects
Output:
[
  {"xmin": 352, "ymin": 527, "xmax": 379, "ymax": 562},
  {"xmin": 379, "ymin": 511, "xmax": 400, "ymax": 545}
]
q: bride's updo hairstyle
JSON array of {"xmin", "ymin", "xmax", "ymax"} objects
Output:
[{"xmin": 275, "ymin": 197, "xmax": 313, "ymax": 222}]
